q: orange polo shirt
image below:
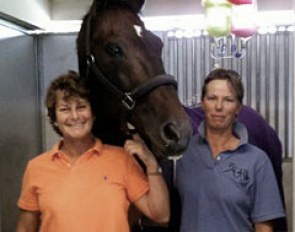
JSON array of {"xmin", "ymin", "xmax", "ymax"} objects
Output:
[{"xmin": 17, "ymin": 138, "xmax": 149, "ymax": 232}]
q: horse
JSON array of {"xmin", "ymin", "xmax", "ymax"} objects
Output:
[
  {"xmin": 76, "ymin": 0, "xmax": 192, "ymax": 230},
  {"xmin": 76, "ymin": 0, "xmax": 192, "ymax": 160}
]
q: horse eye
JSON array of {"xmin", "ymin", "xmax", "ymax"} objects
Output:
[{"xmin": 105, "ymin": 43, "xmax": 123, "ymax": 57}]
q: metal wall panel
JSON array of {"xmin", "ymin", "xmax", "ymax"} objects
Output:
[{"xmin": 0, "ymin": 35, "xmax": 40, "ymax": 232}]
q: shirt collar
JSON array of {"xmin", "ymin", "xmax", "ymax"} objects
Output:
[
  {"xmin": 197, "ymin": 120, "xmax": 248, "ymax": 146},
  {"xmin": 51, "ymin": 138, "xmax": 103, "ymax": 160}
]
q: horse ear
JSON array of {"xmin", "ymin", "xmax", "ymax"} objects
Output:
[
  {"xmin": 88, "ymin": 0, "xmax": 98, "ymax": 16},
  {"xmin": 92, "ymin": 0, "xmax": 106, "ymax": 12},
  {"xmin": 127, "ymin": 0, "xmax": 145, "ymax": 13}
]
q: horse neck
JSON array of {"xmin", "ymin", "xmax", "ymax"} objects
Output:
[
  {"xmin": 92, "ymin": 116, "xmax": 127, "ymax": 146},
  {"xmin": 89, "ymin": 81, "xmax": 128, "ymax": 146}
]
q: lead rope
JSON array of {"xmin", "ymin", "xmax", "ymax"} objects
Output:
[{"xmin": 168, "ymin": 154, "xmax": 183, "ymax": 186}]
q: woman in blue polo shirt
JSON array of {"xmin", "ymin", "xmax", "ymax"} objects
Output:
[{"xmin": 176, "ymin": 69, "xmax": 285, "ymax": 232}]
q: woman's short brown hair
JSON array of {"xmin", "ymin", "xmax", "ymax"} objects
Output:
[
  {"xmin": 45, "ymin": 71, "xmax": 91, "ymax": 136},
  {"xmin": 201, "ymin": 68, "xmax": 244, "ymax": 104}
]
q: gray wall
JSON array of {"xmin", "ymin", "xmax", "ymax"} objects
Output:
[
  {"xmin": 0, "ymin": 35, "xmax": 41, "ymax": 232},
  {"xmin": 283, "ymin": 160, "xmax": 293, "ymax": 231}
]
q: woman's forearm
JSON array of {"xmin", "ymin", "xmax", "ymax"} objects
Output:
[
  {"xmin": 145, "ymin": 164, "xmax": 170, "ymax": 223},
  {"xmin": 254, "ymin": 221, "xmax": 273, "ymax": 232}
]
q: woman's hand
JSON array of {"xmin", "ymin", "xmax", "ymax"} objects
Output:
[{"xmin": 124, "ymin": 134, "xmax": 159, "ymax": 173}]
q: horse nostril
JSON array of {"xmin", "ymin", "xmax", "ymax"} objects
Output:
[{"xmin": 162, "ymin": 122, "xmax": 179, "ymax": 145}]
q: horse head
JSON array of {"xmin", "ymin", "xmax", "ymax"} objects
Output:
[{"xmin": 77, "ymin": 0, "xmax": 192, "ymax": 158}]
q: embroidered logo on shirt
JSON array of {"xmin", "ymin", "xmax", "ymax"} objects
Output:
[{"xmin": 225, "ymin": 162, "xmax": 249, "ymax": 182}]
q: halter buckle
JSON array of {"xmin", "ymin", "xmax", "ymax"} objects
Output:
[
  {"xmin": 87, "ymin": 54, "xmax": 95, "ymax": 66},
  {"xmin": 122, "ymin": 93, "xmax": 136, "ymax": 111}
]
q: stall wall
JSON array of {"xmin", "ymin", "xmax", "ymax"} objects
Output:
[{"xmin": 0, "ymin": 35, "xmax": 41, "ymax": 232}]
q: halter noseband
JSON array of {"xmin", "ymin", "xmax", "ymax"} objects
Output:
[{"xmin": 85, "ymin": 14, "xmax": 177, "ymax": 111}]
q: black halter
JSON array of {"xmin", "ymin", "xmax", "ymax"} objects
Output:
[{"xmin": 85, "ymin": 14, "xmax": 177, "ymax": 111}]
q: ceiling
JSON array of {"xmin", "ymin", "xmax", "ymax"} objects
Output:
[
  {"xmin": 51, "ymin": 0, "xmax": 294, "ymax": 20},
  {"xmin": 0, "ymin": 0, "xmax": 294, "ymax": 31}
]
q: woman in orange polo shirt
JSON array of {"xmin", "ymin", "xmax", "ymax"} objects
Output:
[{"xmin": 16, "ymin": 71, "xmax": 169, "ymax": 232}]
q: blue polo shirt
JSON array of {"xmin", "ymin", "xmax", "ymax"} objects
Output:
[{"xmin": 176, "ymin": 121, "xmax": 285, "ymax": 232}]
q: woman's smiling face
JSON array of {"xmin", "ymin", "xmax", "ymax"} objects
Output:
[{"xmin": 55, "ymin": 92, "xmax": 94, "ymax": 141}]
